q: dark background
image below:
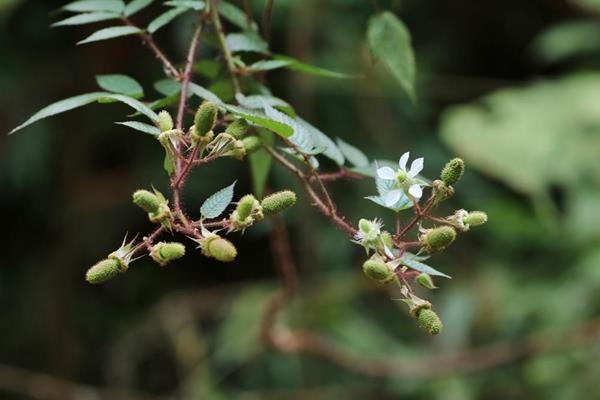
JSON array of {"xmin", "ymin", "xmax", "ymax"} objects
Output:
[{"xmin": 2, "ymin": 0, "xmax": 600, "ymax": 399}]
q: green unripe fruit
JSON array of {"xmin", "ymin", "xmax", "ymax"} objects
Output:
[
  {"xmin": 241, "ymin": 136, "xmax": 262, "ymax": 154},
  {"xmin": 441, "ymin": 158, "xmax": 465, "ymax": 186},
  {"xmin": 194, "ymin": 102, "xmax": 219, "ymax": 137},
  {"xmin": 358, "ymin": 218, "xmax": 372, "ymax": 233},
  {"xmin": 207, "ymin": 237, "xmax": 237, "ymax": 262},
  {"xmin": 86, "ymin": 259, "xmax": 125, "ymax": 284},
  {"xmin": 225, "ymin": 118, "xmax": 250, "ymax": 139},
  {"xmin": 151, "ymin": 242, "xmax": 186, "ymax": 266},
  {"xmin": 416, "ymin": 307, "xmax": 443, "ymax": 335},
  {"xmin": 464, "ymin": 211, "xmax": 488, "ymax": 227},
  {"xmin": 236, "ymin": 195, "xmax": 256, "ymax": 221},
  {"xmin": 421, "ymin": 226, "xmax": 456, "ymax": 253},
  {"xmin": 362, "ymin": 259, "xmax": 395, "ymax": 283},
  {"xmin": 158, "ymin": 110, "xmax": 174, "ymax": 132},
  {"xmin": 261, "ymin": 190, "xmax": 297, "ymax": 215},
  {"xmin": 416, "ymin": 273, "xmax": 437, "ymax": 289},
  {"xmin": 132, "ymin": 190, "xmax": 161, "ymax": 214},
  {"xmin": 432, "ymin": 179, "xmax": 455, "ymax": 202}
]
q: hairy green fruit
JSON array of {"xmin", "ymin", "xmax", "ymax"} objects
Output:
[
  {"xmin": 420, "ymin": 226, "xmax": 456, "ymax": 253},
  {"xmin": 158, "ymin": 110, "xmax": 174, "ymax": 132},
  {"xmin": 225, "ymin": 118, "xmax": 250, "ymax": 139},
  {"xmin": 237, "ymin": 195, "xmax": 256, "ymax": 220},
  {"xmin": 201, "ymin": 235, "xmax": 237, "ymax": 262},
  {"xmin": 241, "ymin": 136, "xmax": 262, "ymax": 154},
  {"xmin": 132, "ymin": 189, "xmax": 161, "ymax": 214},
  {"xmin": 440, "ymin": 158, "xmax": 464, "ymax": 186},
  {"xmin": 194, "ymin": 101, "xmax": 218, "ymax": 137},
  {"xmin": 416, "ymin": 307, "xmax": 443, "ymax": 335},
  {"xmin": 261, "ymin": 190, "xmax": 297, "ymax": 215},
  {"xmin": 151, "ymin": 242, "xmax": 185, "ymax": 266},
  {"xmin": 86, "ymin": 258, "xmax": 125, "ymax": 284},
  {"xmin": 362, "ymin": 258, "xmax": 394, "ymax": 283},
  {"xmin": 464, "ymin": 211, "xmax": 488, "ymax": 226}
]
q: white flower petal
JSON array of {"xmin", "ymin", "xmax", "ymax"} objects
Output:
[
  {"xmin": 398, "ymin": 152, "xmax": 410, "ymax": 171},
  {"xmin": 377, "ymin": 166, "xmax": 396, "ymax": 180},
  {"xmin": 408, "ymin": 184, "xmax": 423, "ymax": 199},
  {"xmin": 384, "ymin": 190, "xmax": 402, "ymax": 206},
  {"xmin": 408, "ymin": 157, "xmax": 424, "ymax": 177}
]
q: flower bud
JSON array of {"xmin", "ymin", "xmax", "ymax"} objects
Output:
[
  {"xmin": 416, "ymin": 307, "xmax": 443, "ymax": 335},
  {"xmin": 441, "ymin": 158, "xmax": 464, "ymax": 186},
  {"xmin": 194, "ymin": 101, "xmax": 219, "ymax": 137},
  {"xmin": 150, "ymin": 242, "xmax": 186, "ymax": 266},
  {"xmin": 132, "ymin": 189, "xmax": 161, "ymax": 214},
  {"xmin": 420, "ymin": 226, "xmax": 456, "ymax": 253},
  {"xmin": 362, "ymin": 258, "xmax": 395, "ymax": 283},
  {"xmin": 416, "ymin": 273, "xmax": 437, "ymax": 289},
  {"xmin": 225, "ymin": 118, "xmax": 250, "ymax": 139},
  {"xmin": 261, "ymin": 190, "xmax": 297, "ymax": 215},
  {"xmin": 224, "ymin": 139, "xmax": 247, "ymax": 160},
  {"xmin": 432, "ymin": 179, "xmax": 455, "ymax": 202},
  {"xmin": 158, "ymin": 110, "xmax": 173, "ymax": 132},
  {"xmin": 86, "ymin": 258, "xmax": 125, "ymax": 284},
  {"xmin": 200, "ymin": 234, "xmax": 237, "ymax": 262},
  {"xmin": 463, "ymin": 211, "xmax": 488, "ymax": 227},
  {"xmin": 242, "ymin": 136, "xmax": 262, "ymax": 154}
]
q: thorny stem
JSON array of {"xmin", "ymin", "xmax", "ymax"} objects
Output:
[
  {"xmin": 122, "ymin": 17, "xmax": 181, "ymax": 80},
  {"xmin": 176, "ymin": 22, "xmax": 204, "ymax": 131},
  {"xmin": 209, "ymin": 0, "xmax": 242, "ymax": 95}
]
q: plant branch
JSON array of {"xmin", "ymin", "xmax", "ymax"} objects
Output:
[
  {"xmin": 209, "ymin": 0, "xmax": 242, "ymax": 95},
  {"xmin": 176, "ymin": 21, "xmax": 204, "ymax": 131}
]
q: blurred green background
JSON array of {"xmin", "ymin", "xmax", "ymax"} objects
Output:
[{"xmin": 2, "ymin": 0, "xmax": 600, "ymax": 399}]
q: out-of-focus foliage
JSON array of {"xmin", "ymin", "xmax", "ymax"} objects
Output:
[{"xmin": 2, "ymin": 1, "xmax": 600, "ymax": 399}]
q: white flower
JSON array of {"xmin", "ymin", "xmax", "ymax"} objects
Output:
[{"xmin": 376, "ymin": 152, "xmax": 425, "ymax": 206}]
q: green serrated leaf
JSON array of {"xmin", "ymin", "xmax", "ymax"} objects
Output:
[
  {"xmin": 52, "ymin": 12, "xmax": 120, "ymax": 27},
  {"xmin": 147, "ymin": 6, "xmax": 188, "ymax": 33},
  {"xmin": 367, "ymin": 11, "xmax": 416, "ymax": 101},
  {"xmin": 226, "ymin": 32, "xmax": 269, "ymax": 54},
  {"xmin": 200, "ymin": 181, "xmax": 236, "ymax": 219},
  {"xmin": 164, "ymin": 0, "xmax": 205, "ymax": 10},
  {"xmin": 116, "ymin": 121, "xmax": 160, "ymax": 136},
  {"xmin": 218, "ymin": 0, "xmax": 257, "ymax": 31},
  {"xmin": 77, "ymin": 26, "xmax": 142, "ymax": 44},
  {"xmin": 400, "ymin": 252, "xmax": 451, "ymax": 279},
  {"xmin": 273, "ymin": 55, "xmax": 355, "ymax": 79},
  {"xmin": 336, "ymin": 138, "xmax": 369, "ymax": 168},
  {"xmin": 9, "ymin": 91, "xmax": 158, "ymax": 134},
  {"xmin": 297, "ymin": 118, "xmax": 344, "ymax": 165},
  {"xmin": 63, "ymin": 0, "xmax": 125, "ymax": 13},
  {"xmin": 124, "ymin": 0, "xmax": 155, "ymax": 16},
  {"xmin": 249, "ymin": 130, "xmax": 274, "ymax": 198},
  {"xmin": 96, "ymin": 74, "xmax": 144, "ymax": 97}
]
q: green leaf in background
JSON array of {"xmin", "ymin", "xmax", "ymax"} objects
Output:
[
  {"xmin": 236, "ymin": 93, "xmax": 294, "ymax": 116},
  {"xmin": 123, "ymin": 0, "xmax": 155, "ymax": 16},
  {"xmin": 200, "ymin": 181, "xmax": 236, "ymax": 219},
  {"xmin": 273, "ymin": 55, "xmax": 355, "ymax": 79},
  {"xmin": 154, "ymin": 79, "xmax": 181, "ymax": 96},
  {"xmin": 52, "ymin": 12, "xmax": 120, "ymax": 27},
  {"xmin": 224, "ymin": 105, "xmax": 293, "ymax": 138},
  {"xmin": 164, "ymin": 0, "xmax": 205, "ymax": 10},
  {"xmin": 336, "ymin": 138, "xmax": 369, "ymax": 168},
  {"xmin": 63, "ymin": 0, "xmax": 125, "ymax": 13},
  {"xmin": 247, "ymin": 59, "xmax": 291, "ymax": 72},
  {"xmin": 9, "ymin": 91, "xmax": 158, "ymax": 134},
  {"xmin": 532, "ymin": 21, "xmax": 600, "ymax": 64},
  {"xmin": 77, "ymin": 26, "xmax": 142, "ymax": 44},
  {"xmin": 147, "ymin": 7, "xmax": 188, "ymax": 33},
  {"xmin": 440, "ymin": 73, "xmax": 600, "ymax": 196},
  {"xmin": 115, "ymin": 121, "xmax": 160, "ymax": 136},
  {"xmin": 367, "ymin": 11, "xmax": 416, "ymax": 101},
  {"xmin": 96, "ymin": 74, "xmax": 144, "ymax": 98},
  {"xmin": 188, "ymin": 82, "xmax": 224, "ymax": 105},
  {"xmin": 249, "ymin": 130, "xmax": 275, "ymax": 198},
  {"xmin": 226, "ymin": 32, "xmax": 269, "ymax": 54},
  {"xmin": 399, "ymin": 252, "xmax": 451, "ymax": 279},
  {"xmin": 296, "ymin": 118, "xmax": 345, "ymax": 166},
  {"xmin": 218, "ymin": 0, "xmax": 257, "ymax": 31}
]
